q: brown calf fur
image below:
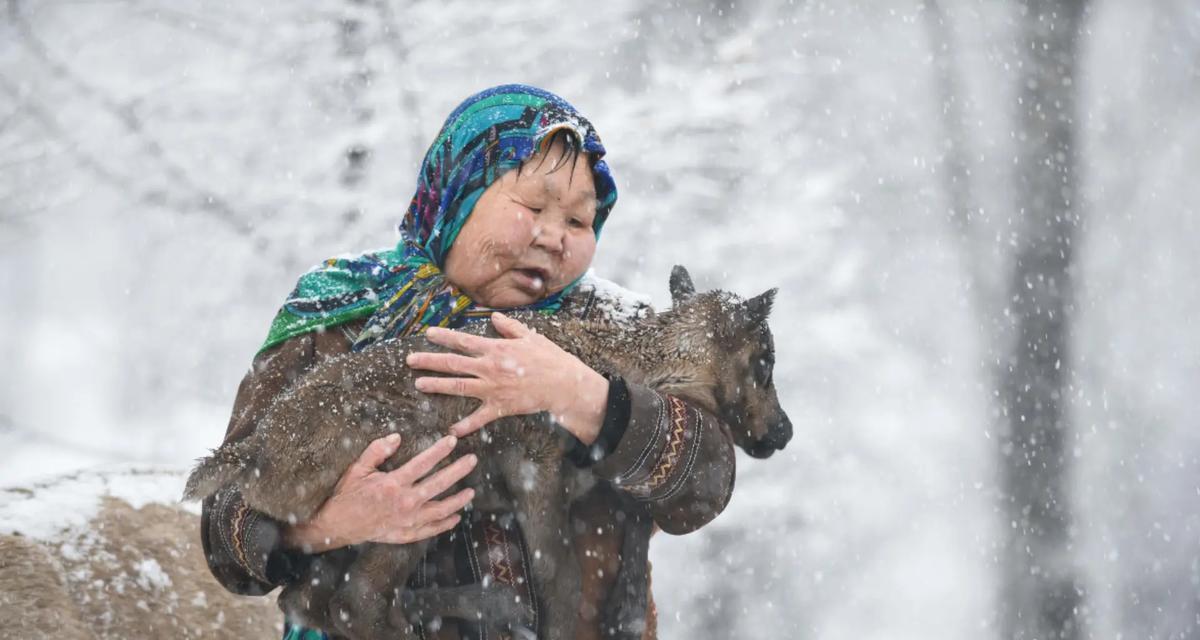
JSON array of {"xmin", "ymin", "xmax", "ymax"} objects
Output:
[{"xmin": 184, "ymin": 266, "xmax": 792, "ymax": 640}]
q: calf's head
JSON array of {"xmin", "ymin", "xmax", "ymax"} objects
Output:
[{"xmin": 653, "ymin": 265, "xmax": 793, "ymax": 459}]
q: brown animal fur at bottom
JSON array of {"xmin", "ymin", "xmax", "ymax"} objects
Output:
[{"xmin": 184, "ymin": 266, "xmax": 792, "ymax": 640}]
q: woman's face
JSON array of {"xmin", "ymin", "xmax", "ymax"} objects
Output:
[{"xmin": 443, "ymin": 137, "xmax": 598, "ymax": 308}]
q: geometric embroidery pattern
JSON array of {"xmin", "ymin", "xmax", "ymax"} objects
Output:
[
  {"xmin": 643, "ymin": 395, "xmax": 689, "ymax": 492},
  {"xmin": 483, "ymin": 521, "xmax": 516, "ymax": 587}
]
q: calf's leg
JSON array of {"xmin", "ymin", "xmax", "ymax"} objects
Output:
[
  {"xmin": 507, "ymin": 464, "xmax": 581, "ymax": 640},
  {"xmin": 278, "ymin": 546, "xmax": 357, "ymax": 632},
  {"xmin": 601, "ymin": 506, "xmax": 654, "ymax": 639},
  {"xmin": 399, "ymin": 583, "xmax": 535, "ymax": 637},
  {"xmin": 329, "ymin": 542, "xmax": 425, "ymax": 640}
]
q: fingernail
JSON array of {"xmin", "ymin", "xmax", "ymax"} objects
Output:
[
  {"xmin": 444, "ymin": 435, "xmax": 457, "ymax": 447},
  {"xmin": 466, "ymin": 454, "xmax": 478, "ymax": 465},
  {"xmin": 414, "ymin": 378, "xmax": 427, "ymax": 390},
  {"xmin": 387, "ymin": 433, "xmax": 400, "ymax": 442},
  {"xmin": 405, "ymin": 354, "xmax": 416, "ymax": 365}
]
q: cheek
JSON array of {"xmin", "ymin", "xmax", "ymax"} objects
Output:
[
  {"xmin": 562, "ymin": 233, "xmax": 596, "ymax": 277},
  {"xmin": 445, "ymin": 210, "xmax": 528, "ymax": 289},
  {"xmin": 494, "ymin": 208, "xmax": 537, "ymax": 253},
  {"xmin": 478, "ymin": 210, "xmax": 536, "ymax": 264}
]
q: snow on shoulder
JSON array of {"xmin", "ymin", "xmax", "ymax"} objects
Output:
[{"xmin": 577, "ymin": 270, "xmax": 655, "ymax": 322}]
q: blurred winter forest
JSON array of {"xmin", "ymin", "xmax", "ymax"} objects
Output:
[{"xmin": 2, "ymin": 0, "xmax": 1198, "ymax": 638}]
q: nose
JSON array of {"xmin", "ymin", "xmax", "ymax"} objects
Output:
[
  {"xmin": 765, "ymin": 415, "xmax": 793, "ymax": 450},
  {"xmin": 532, "ymin": 219, "xmax": 565, "ymax": 255}
]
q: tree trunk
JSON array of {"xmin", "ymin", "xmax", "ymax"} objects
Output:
[
  {"xmin": 334, "ymin": 0, "xmax": 375, "ymax": 233},
  {"xmin": 999, "ymin": 1, "xmax": 1089, "ymax": 638}
]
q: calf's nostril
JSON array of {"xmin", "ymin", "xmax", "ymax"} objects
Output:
[{"xmin": 767, "ymin": 419, "xmax": 793, "ymax": 448}]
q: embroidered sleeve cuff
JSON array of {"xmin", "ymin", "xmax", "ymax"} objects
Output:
[
  {"xmin": 212, "ymin": 489, "xmax": 288, "ymax": 587},
  {"xmin": 591, "ymin": 382, "xmax": 703, "ymax": 502},
  {"xmin": 567, "ymin": 374, "xmax": 631, "ymax": 467}
]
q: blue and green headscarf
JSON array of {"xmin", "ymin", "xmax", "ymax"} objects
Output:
[{"xmin": 260, "ymin": 85, "xmax": 618, "ymax": 354}]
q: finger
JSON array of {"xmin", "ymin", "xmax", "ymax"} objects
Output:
[
  {"xmin": 415, "ymin": 376, "xmax": 486, "ymax": 398},
  {"xmin": 414, "ymin": 454, "xmax": 478, "ymax": 501},
  {"xmin": 408, "ymin": 513, "xmax": 463, "ymax": 543},
  {"xmin": 355, "ymin": 433, "xmax": 402, "ymax": 471},
  {"xmin": 405, "ymin": 351, "xmax": 484, "ymax": 376},
  {"xmin": 424, "ymin": 326, "xmax": 490, "ymax": 355},
  {"xmin": 418, "ymin": 487, "xmax": 476, "ymax": 521},
  {"xmin": 449, "ymin": 405, "xmax": 502, "ymax": 438},
  {"xmin": 490, "ymin": 312, "xmax": 531, "ymax": 338},
  {"xmin": 391, "ymin": 434, "xmax": 457, "ymax": 484}
]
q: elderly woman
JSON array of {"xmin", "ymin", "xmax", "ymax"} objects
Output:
[{"xmin": 201, "ymin": 85, "xmax": 737, "ymax": 640}]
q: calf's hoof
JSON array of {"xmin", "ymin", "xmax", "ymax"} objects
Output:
[{"xmin": 600, "ymin": 597, "xmax": 648, "ymax": 640}]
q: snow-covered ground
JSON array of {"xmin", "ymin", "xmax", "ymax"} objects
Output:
[
  {"xmin": 0, "ymin": 467, "xmax": 280, "ymax": 639},
  {"xmin": 0, "ymin": 466, "xmax": 194, "ymax": 540}
]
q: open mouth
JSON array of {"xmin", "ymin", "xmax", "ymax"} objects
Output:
[{"xmin": 513, "ymin": 267, "xmax": 548, "ymax": 291}]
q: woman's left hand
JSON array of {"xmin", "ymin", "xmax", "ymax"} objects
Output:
[{"xmin": 407, "ymin": 312, "xmax": 609, "ymax": 443}]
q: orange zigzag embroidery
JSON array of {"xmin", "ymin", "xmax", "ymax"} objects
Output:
[
  {"xmin": 483, "ymin": 520, "xmax": 516, "ymax": 586},
  {"xmin": 641, "ymin": 395, "xmax": 689, "ymax": 493}
]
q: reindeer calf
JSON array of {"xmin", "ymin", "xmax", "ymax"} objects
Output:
[{"xmin": 185, "ymin": 266, "xmax": 791, "ymax": 640}]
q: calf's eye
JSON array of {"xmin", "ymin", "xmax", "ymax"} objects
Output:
[{"xmin": 754, "ymin": 356, "xmax": 774, "ymax": 387}]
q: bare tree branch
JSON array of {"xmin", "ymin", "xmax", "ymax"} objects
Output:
[
  {"xmin": 128, "ymin": 5, "xmax": 257, "ymax": 49},
  {"xmin": 0, "ymin": 74, "xmax": 259, "ymax": 239},
  {"xmin": 6, "ymin": 0, "xmax": 261, "ymax": 240}
]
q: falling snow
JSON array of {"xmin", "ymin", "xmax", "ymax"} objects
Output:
[{"xmin": 2, "ymin": 1, "xmax": 1198, "ymax": 639}]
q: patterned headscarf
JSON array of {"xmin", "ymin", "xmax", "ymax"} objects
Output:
[{"xmin": 259, "ymin": 85, "xmax": 617, "ymax": 354}]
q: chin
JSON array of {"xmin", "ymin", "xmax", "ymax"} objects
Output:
[
  {"xmin": 475, "ymin": 274, "xmax": 572, "ymax": 308},
  {"xmin": 482, "ymin": 291, "xmax": 540, "ymax": 309}
]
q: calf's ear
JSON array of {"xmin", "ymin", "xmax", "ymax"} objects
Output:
[
  {"xmin": 742, "ymin": 288, "xmax": 777, "ymax": 326},
  {"xmin": 669, "ymin": 265, "xmax": 696, "ymax": 305}
]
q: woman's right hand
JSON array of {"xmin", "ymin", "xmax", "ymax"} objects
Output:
[{"xmin": 283, "ymin": 433, "xmax": 477, "ymax": 553}]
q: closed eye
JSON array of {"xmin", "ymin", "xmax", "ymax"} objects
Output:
[{"xmin": 509, "ymin": 195, "xmax": 542, "ymax": 214}]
